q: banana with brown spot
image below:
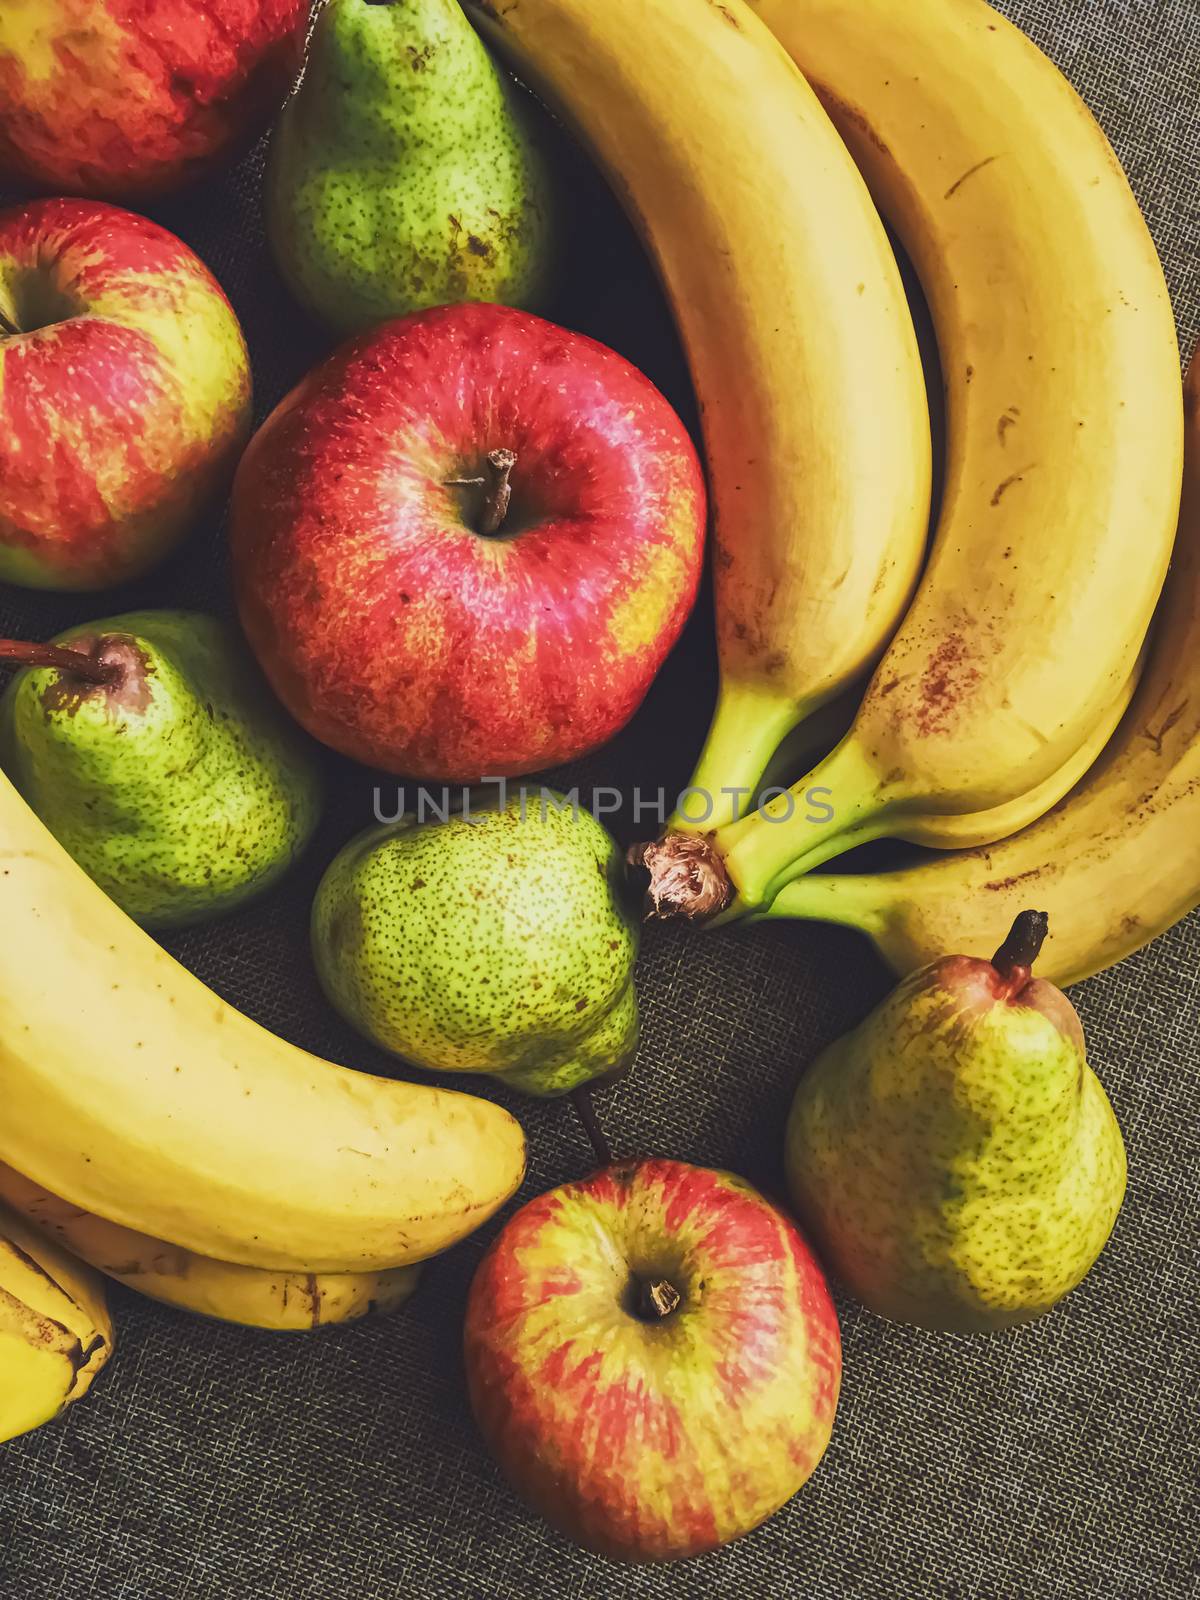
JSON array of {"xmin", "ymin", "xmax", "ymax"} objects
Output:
[
  {"xmin": 0, "ymin": 1166, "xmax": 421, "ymax": 1331},
  {"xmin": 0, "ymin": 1198, "xmax": 114, "ymax": 1443}
]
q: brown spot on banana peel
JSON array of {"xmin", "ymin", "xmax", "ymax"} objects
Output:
[
  {"xmin": 814, "ymin": 86, "xmax": 891, "ymax": 158},
  {"xmin": 1141, "ymin": 702, "xmax": 1188, "ymax": 755},
  {"xmin": 997, "ymin": 407, "xmax": 1020, "ymax": 445},
  {"xmin": 944, "ymin": 154, "xmax": 1000, "ymax": 199},
  {"xmin": 991, "ymin": 464, "xmax": 1038, "ymax": 506},
  {"xmin": 0, "ymin": 1283, "xmax": 91, "ymax": 1382},
  {"xmin": 914, "ymin": 634, "xmax": 982, "ymax": 736},
  {"xmin": 983, "ymin": 866, "xmax": 1045, "ymax": 892},
  {"xmin": 706, "ymin": 0, "xmax": 742, "ymax": 26}
]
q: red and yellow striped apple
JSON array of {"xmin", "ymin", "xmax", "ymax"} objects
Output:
[
  {"xmin": 0, "ymin": 198, "xmax": 251, "ymax": 590},
  {"xmin": 0, "ymin": 0, "xmax": 307, "ymax": 201},
  {"xmin": 230, "ymin": 302, "xmax": 706, "ymax": 780},
  {"xmin": 464, "ymin": 1157, "xmax": 841, "ymax": 1562}
]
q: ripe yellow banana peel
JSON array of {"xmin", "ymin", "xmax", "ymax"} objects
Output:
[
  {"xmin": 0, "ymin": 1165, "xmax": 421, "ymax": 1332},
  {"xmin": 0, "ymin": 1199, "xmax": 114, "ymax": 1444}
]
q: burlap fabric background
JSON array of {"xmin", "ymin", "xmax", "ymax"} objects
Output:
[{"xmin": 2, "ymin": 1, "xmax": 1198, "ymax": 1595}]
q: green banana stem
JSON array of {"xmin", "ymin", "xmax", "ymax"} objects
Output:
[
  {"xmin": 713, "ymin": 734, "xmax": 897, "ymax": 911},
  {"xmin": 752, "ymin": 868, "xmax": 893, "ymax": 937},
  {"xmin": 670, "ymin": 681, "xmax": 811, "ymax": 834},
  {"xmin": 641, "ymin": 734, "xmax": 899, "ymax": 920}
]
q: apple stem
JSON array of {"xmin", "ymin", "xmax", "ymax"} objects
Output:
[
  {"xmin": 570, "ymin": 1087, "xmax": 613, "ymax": 1168},
  {"xmin": 636, "ymin": 1278, "xmax": 682, "ymax": 1320},
  {"xmin": 445, "ymin": 448, "xmax": 517, "ymax": 536},
  {"xmin": 0, "ymin": 638, "xmax": 119, "ymax": 686},
  {"xmin": 478, "ymin": 449, "xmax": 516, "ymax": 535},
  {"xmin": 991, "ymin": 909, "xmax": 1050, "ymax": 997}
]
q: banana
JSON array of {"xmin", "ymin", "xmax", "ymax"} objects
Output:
[
  {"xmin": 646, "ymin": 0, "xmax": 1182, "ymax": 916},
  {"xmin": 464, "ymin": 0, "xmax": 931, "ymax": 837},
  {"xmin": 894, "ymin": 651, "xmax": 1141, "ymax": 851},
  {"xmin": 760, "ymin": 349, "xmax": 1200, "ymax": 986},
  {"xmin": 0, "ymin": 1199, "xmax": 113, "ymax": 1443},
  {"xmin": 0, "ymin": 1165, "xmax": 421, "ymax": 1332},
  {"xmin": 0, "ymin": 770, "xmax": 527, "ymax": 1273}
]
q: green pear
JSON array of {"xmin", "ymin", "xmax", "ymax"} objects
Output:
[
  {"xmin": 784, "ymin": 911, "xmax": 1127, "ymax": 1332},
  {"xmin": 312, "ymin": 792, "xmax": 639, "ymax": 1096},
  {"xmin": 0, "ymin": 612, "xmax": 322, "ymax": 929},
  {"xmin": 266, "ymin": 0, "xmax": 557, "ymax": 333}
]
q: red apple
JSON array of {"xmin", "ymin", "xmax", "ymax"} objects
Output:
[
  {"xmin": 464, "ymin": 1157, "xmax": 841, "ymax": 1562},
  {"xmin": 0, "ymin": 198, "xmax": 251, "ymax": 590},
  {"xmin": 0, "ymin": 0, "xmax": 307, "ymax": 200},
  {"xmin": 230, "ymin": 303, "xmax": 706, "ymax": 780}
]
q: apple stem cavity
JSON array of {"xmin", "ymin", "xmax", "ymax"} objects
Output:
[
  {"xmin": 0, "ymin": 638, "xmax": 120, "ymax": 686},
  {"xmin": 0, "ymin": 306, "xmax": 18, "ymax": 339},
  {"xmin": 991, "ymin": 908, "xmax": 1050, "ymax": 997},
  {"xmin": 444, "ymin": 448, "xmax": 517, "ymax": 537},
  {"xmin": 570, "ymin": 1086, "xmax": 613, "ymax": 1169}
]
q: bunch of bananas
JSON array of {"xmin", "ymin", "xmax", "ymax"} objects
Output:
[{"xmin": 471, "ymin": 0, "xmax": 1190, "ymax": 974}]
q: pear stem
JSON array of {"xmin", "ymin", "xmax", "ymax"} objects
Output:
[
  {"xmin": 0, "ymin": 638, "xmax": 119, "ymax": 686},
  {"xmin": 570, "ymin": 1086, "xmax": 613, "ymax": 1168},
  {"xmin": 991, "ymin": 909, "xmax": 1050, "ymax": 996}
]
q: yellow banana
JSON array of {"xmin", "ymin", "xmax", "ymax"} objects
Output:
[
  {"xmin": 896, "ymin": 650, "xmax": 1141, "ymax": 851},
  {"xmin": 0, "ymin": 770, "xmax": 526, "ymax": 1273},
  {"xmin": 0, "ymin": 1166, "xmax": 420, "ymax": 1332},
  {"xmin": 0, "ymin": 1199, "xmax": 113, "ymax": 1443},
  {"xmin": 464, "ymin": 0, "xmax": 931, "ymax": 836},
  {"xmin": 760, "ymin": 350, "xmax": 1200, "ymax": 986},
  {"xmin": 647, "ymin": 0, "xmax": 1182, "ymax": 915}
]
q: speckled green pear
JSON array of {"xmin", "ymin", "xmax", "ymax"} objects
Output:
[
  {"xmin": 265, "ymin": 0, "xmax": 557, "ymax": 334},
  {"xmin": 311, "ymin": 792, "xmax": 639, "ymax": 1096},
  {"xmin": 0, "ymin": 612, "xmax": 322, "ymax": 929},
  {"xmin": 784, "ymin": 912, "xmax": 1127, "ymax": 1332}
]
